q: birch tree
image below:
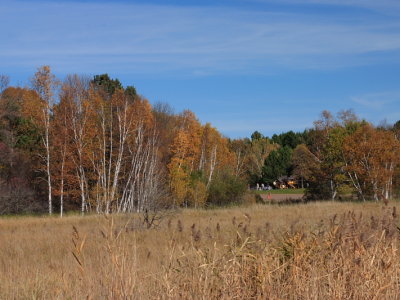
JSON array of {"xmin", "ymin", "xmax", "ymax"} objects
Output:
[
  {"xmin": 58, "ymin": 75, "xmax": 92, "ymax": 214},
  {"xmin": 52, "ymin": 99, "xmax": 69, "ymax": 217},
  {"xmin": 0, "ymin": 75, "xmax": 9, "ymax": 95},
  {"xmin": 343, "ymin": 125, "xmax": 400, "ymax": 201},
  {"xmin": 31, "ymin": 66, "xmax": 58, "ymax": 214}
]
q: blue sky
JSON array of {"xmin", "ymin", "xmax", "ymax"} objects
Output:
[{"xmin": 1, "ymin": 0, "xmax": 400, "ymax": 138}]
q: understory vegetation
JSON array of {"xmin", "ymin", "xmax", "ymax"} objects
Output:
[{"xmin": 1, "ymin": 201, "xmax": 400, "ymax": 299}]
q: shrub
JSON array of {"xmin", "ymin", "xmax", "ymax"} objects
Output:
[{"xmin": 207, "ymin": 170, "xmax": 247, "ymax": 206}]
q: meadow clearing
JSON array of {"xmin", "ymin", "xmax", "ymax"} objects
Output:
[{"xmin": 1, "ymin": 200, "xmax": 400, "ymax": 299}]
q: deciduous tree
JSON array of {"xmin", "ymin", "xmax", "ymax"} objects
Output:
[
  {"xmin": 30, "ymin": 66, "xmax": 58, "ymax": 214},
  {"xmin": 343, "ymin": 124, "xmax": 400, "ymax": 201}
]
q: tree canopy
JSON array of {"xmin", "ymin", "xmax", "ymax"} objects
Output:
[{"xmin": 1, "ymin": 68, "xmax": 399, "ymax": 215}]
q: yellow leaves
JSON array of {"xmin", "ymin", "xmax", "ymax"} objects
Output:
[
  {"xmin": 10, "ymin": 88, "xmax": 43, "ymax": 125},
  {"xmin": 169, "ymin": 130, "xmax": 190, "ymax": 162},
  {"xmin": 168, "ymin": 129, "xmax": 192, "ymax": 204},
  {"xmin": 130, "ymin": 97, "xmax": 154, "ymax": 130},
  {"xmin": 201, "ymin": 123, "xmax": 233, "ymax": 172},
  {"xmin": 187, "ymin": 180, "xmax": 208, "ymax": 208},
  {"xmin": 167, "ymin": 115, "xmax": 238, "ymax": 206},
  {"xmin": 169, "ymin": 164, "xmax": 189, "ymax": 206}
]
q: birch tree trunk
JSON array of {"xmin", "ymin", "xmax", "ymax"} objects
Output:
[
  {"xmin": 207, "ymin": 145, "xmax": 217, "ymax": 188},
  {"xmin": 31, "ymin": 66, "xmax": 57, "ymax": 215}
]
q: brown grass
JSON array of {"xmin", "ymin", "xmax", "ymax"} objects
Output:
[{"xmin": 1, "ymin": 201, "xmax": 400, "ymax": 299}]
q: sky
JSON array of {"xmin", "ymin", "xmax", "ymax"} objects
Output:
[{"xmin": 1, "ymin": 0, "xmax": 400, "ymax": 138}]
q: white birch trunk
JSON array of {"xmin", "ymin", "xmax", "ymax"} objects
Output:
[{"xmin": 207, "ymin": 145, "xmax": 217, "ymax": 188}]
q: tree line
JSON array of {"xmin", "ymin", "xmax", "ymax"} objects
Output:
[
  {"xmin": 0, "ymin": 67, "xmax": 399, "ymax": 214},
  {"xmin": 241, "ymin": 110, "xmax": 400, "ymax": 201},
  {"xmin": 0, "ymin": 67, "xmax": 246, "ymax": 214}
]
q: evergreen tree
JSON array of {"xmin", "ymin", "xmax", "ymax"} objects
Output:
[
  {"xmin": 261, "ymin": 146, "xmax": 293, "ymax": 184},
  {"xmin": 92, "ymin": 74, "xmax": 123, "ymax": 96}
]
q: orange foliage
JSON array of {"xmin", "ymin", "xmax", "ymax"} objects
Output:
[{"xmin": 343, "ymin": 124, "xmax": 400, "ymax": 200}]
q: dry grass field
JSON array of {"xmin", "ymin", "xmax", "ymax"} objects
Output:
[{"xmin": 1, "ymin": 201, "xmax": 400, "ymax": 299}]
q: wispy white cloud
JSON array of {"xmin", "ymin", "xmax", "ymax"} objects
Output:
[
  {"xmin": 351, "ymin": 91, "xmax": 400, "ymax": 109},
  {"xmin": 1, "ymin": 0, "xmax": 400, "ymax": 76},
  {"xmin": 247, "ymin": 0, "xmax": 400, "ymax": 14}
]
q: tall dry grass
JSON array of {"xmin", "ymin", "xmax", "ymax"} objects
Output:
[{"xmin": 1, "ymin": 201, "xmax": 400, "ymax": 299}]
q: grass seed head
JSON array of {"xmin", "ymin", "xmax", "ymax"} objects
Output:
[{"xmin": 177, "ymin": 219, "xmax": 183, "ymax": 232}]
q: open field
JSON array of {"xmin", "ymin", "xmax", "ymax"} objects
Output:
[
  {"xmin": 1, "ymin": 201, "xmax": 400, "ymax": 299},
  {"xmin": 255, "ymin": 188, "xmax": 305, "ymax": 203},
  {"xmin": 255, "ymin": 188, "xmax": 306, "ymax": 194},
  {"xmin": 259, "ymin": 193, "xmax": 304, "ymax": 203}
]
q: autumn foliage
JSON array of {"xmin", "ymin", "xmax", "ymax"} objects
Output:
[
  {"xmin": 0, "ymin": 68, "xmax": 399, "ymax": 215},
  {"xmin": 0, "ymin": 67, "xmax": 247, "ymax": 214}
]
